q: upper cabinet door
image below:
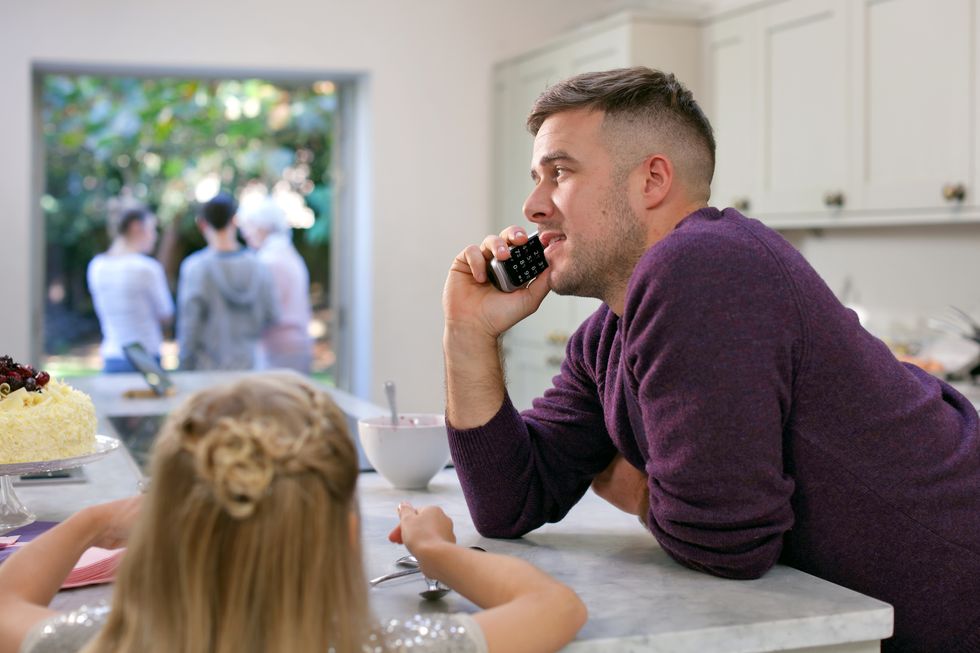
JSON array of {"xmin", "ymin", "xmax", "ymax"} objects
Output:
[
  {"xmin": 703, "ymin": 12, "xmax": 763, "ymax": 213},
  {"xmin": 852, "ymin": 0, "xmax": 974, "ymax": 212},
  {"xmin": 564, "ymin": 23, "xmax": 631, "ymax": 75},
  {"xmin": 755, "ymin": 0, "xmax": 851, "ymax": 217},
  {"xmin": 492, "ymin": 65, "xmax": 524, "ymax": 232}
]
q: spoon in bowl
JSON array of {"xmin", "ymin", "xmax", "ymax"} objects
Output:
[{"xmin": 383, "ymin": 380, "xmax": 398, "ymax": 426}]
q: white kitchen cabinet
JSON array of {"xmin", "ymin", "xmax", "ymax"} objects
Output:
[
  {"xmin": 501, "ymin": 340, "xmax": 567, "ymax": 411},
  {"xmin": 850, "ymin": 0, "xmax": 974, "ymax": 214},
  {"xmin": 702, "ymin": 11, "xmax": 763, "ymax": 213},
  {"xmin": 492, "ymin": 11, "xmax": 700, "ymax": 409},
  {"xmin": 705, "ymin": 0, "xmax": 852, "ymax": 222},
  {"xmin": 755, "ymin": 0, "xmax": 851, "ymax": 218},
  {"xmin": 703, "ymin": 0, "xmax": 980, "ymax": 228}
]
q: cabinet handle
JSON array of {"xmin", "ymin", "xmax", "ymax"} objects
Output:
[
  {"xmin": 943, "ymin": 183, "xmax": 967, "ymax": 203},
  {"xmin": 733, "ymin": 197, "xmax": 751, "ymax": 212},
  {"xmin": 823, "ymin": 191, "xmax": 845, "ymax": 209},
  {"xmin": 546, "ymin": 331, "xmax": 569, "ymax": 345},
  {"xmin": 545, "ymin": 355, "xmax": 564, "ymax": 367}
]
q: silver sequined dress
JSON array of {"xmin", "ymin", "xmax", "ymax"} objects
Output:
[{"xmin": 20, "ymin": 604, "xmax": 488, "ymax": 653}]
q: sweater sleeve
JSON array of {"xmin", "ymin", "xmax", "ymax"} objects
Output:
[
  {"xmin": 447, "ymin": 317, "xmax": 618, "ymax": 538},
  {"xmin": 623, "ymin": 229, "xmax": 799, "ymax": 579}
]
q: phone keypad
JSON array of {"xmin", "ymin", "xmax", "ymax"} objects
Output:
[{"xmin": 503, "ymin": 235, "xmax": 547, "ymax": 285}]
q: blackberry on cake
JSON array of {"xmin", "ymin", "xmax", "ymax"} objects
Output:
[{"xmin": 0, "ymin": 357, "xmax": 97, "ymax": 464}]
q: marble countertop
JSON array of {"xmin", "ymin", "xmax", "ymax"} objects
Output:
[{"xmin": 14, "ymin": 371, "xmax": 893, "ymax": 652}]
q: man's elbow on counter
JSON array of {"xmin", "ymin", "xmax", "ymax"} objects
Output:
[
  {"xmin": 660, "ymin": 538, "xmax": 782, "ymax": 581},
  {"xmin": 472, "ymin": 516, "xmax": 534, "ymax": 540},
  {"xmin": 468, "ymin": 505, "xmax": 547, "ymax": 539}
]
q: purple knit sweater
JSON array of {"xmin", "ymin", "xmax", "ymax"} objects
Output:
[{"xmin": 448, "ymin": 207, "xmax": 980, "ymax": 652}]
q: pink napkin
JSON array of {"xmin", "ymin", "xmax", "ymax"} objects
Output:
[{"xmin": 61, "ymin": 547, "xmax": 125, "ymax": 589}]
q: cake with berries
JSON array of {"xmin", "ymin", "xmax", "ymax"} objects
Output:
[{"xmin": 0, "ymin": 356, "xmax": 97, "ymax": 464}]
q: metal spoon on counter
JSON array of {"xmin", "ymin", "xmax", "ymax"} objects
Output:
[
  {"xmin": 369, "ymin": 566, "xmax": 422, "ymax": 587},
  {"xmin": 419, "ymin": 576, "xmax": 451, "ymax": 601},
  {"xmin": 369, "ymin": 566, "xmax": 450, "ymax": 601},
  {"xmin": 378, "ymin": 545, "xmax": 486, "ymax": 600}
]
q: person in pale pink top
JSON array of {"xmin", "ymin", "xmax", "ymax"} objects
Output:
[{"xmin": 237, "ymin": 196, "xmax": 314, "ymax": 373}]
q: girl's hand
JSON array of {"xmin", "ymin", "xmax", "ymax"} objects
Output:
[
  {"xmin": 83, "ymin": 496, "xmax": 143, "ymax": 549},
  {"xmin": 387, "ymin": 502, "xmax": 456, "ymax": 551}
]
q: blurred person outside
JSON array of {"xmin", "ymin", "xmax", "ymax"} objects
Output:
[
  {"xmin": 86, "ymin": 202, "xmax": 173, "ymax": 373},
  {"xmin": 238, "ymin": 195, "xmax": 313, "ymax": 373},
  {"xmin": 176, "ymin": 192, "xmax": 278, "ymax": 370}
]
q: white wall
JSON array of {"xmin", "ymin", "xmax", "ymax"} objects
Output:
[
  {"xmin": 1, "ymin": 0, "xmax": 625, "ymax": 411},
  {"xmin": 782, "ymin": 226, "xmax": 980, "ymax": 344}
]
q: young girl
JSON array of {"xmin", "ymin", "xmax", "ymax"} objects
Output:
[{"xmin": 0, "ymin": 375, "xmax": 585, "ymax": 653}]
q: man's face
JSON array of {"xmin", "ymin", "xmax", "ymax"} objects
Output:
[{"xmin": 524, "ymin": 109, "xmax": 645, "ymax": 301}]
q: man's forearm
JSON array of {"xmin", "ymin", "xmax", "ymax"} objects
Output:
[{"xmin": 444, "ymin": 325, "xmax": 506, "ymax": 429}]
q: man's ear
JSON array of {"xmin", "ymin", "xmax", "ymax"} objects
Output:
[
  {"xmin": 638, "ymin": 154, "xmax": 674, "ymax": 209},
  {"xmin": 195, "ymin": 217, "xmax": 207, "ymax": 235}
]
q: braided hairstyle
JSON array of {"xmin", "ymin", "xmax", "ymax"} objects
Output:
[
  {"xmin": 177, "ymin": 375, "xmax": 356, "ymax": 519},
  {"xmin": 85, "ymin": 374, "xmax": 371, "ymax": 653}
]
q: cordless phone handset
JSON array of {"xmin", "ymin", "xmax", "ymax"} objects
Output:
[{"xmin": 487, "ymin": 232, "xmax": 548, "ymax": 293}]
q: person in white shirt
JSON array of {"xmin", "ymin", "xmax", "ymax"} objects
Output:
[
  {"xmin": 237, "ymin": 196, "xmax": 314, "ymax": 373},
  {"xmin": 86, "ymin": 205, "xmax": 174, "ymax": 373}
]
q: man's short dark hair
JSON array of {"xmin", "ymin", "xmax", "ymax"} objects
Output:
[
  {"xmin": 199, "ymin": 192, "xmax": 238, "ymax": 230},
  {"xmin": 118, "ymin": 206, "xmax": 150, "ymax": 237},
  {"xmin": 527, "ymin": 67, "xmax": 716, "ymax": 200}
]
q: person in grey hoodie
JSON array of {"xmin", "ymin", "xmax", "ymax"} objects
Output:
[{"xmin": 177, "ymin": 192, "xmax": 278, "ymax": 370}]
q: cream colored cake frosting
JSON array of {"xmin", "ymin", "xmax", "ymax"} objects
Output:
[{"xmin": 0, "ymin": 379, "xmax": 97, "ymax": 464}]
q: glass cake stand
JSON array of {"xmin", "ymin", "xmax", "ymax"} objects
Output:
[{"xmin": 0, "ymin": 435, "xmax": 121, "ymax": 533}]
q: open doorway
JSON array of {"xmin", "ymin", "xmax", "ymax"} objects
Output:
[{"xmin": 34, "ymin": 68, "xmax": 368, "ymax": 390}]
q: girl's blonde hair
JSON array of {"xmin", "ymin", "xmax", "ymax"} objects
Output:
[{"xmin": 83, "ymin": 374, "xmax": 370, "ymax": 653}]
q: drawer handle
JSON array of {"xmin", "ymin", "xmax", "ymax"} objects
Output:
[
  {"xmin": 733, "ymin": 197, "xmax": 751, "ymax": 212},
  {"xmin": 546, "ymin": 331, "xmax": 569, "ymax": 345},
  {"xmin": 823, "ymin": 191, "xmax": 845, "ymax": 209},
  {"xmin": 943, "ymin": 183, "xmax": 967, "ymax": 203}
]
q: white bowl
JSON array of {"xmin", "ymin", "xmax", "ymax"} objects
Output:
[{"xmin": 357, "ymin": 414, "xmax": 450, "ymax": 489}]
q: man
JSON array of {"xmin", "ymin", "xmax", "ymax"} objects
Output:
[
  {"xmin": 177, "ymin": 192, "xmax": 278, "ymax": 370},
  {"xmin": 442, "ymin": 67, "xmax": 980, "ymax": 652}
]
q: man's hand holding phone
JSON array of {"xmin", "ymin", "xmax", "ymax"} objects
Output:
[
  {"xmin": 443, "ymin": 226, "xmax": 552, "ymax": 341},
  {"xmin": 442, "ymin": 226, "xmax": 552, "ymax": 429}
]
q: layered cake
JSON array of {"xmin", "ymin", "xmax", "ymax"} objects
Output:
[{"xmin": 0, "ymin": 356, "xmax": 97, "ymax": 464}]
